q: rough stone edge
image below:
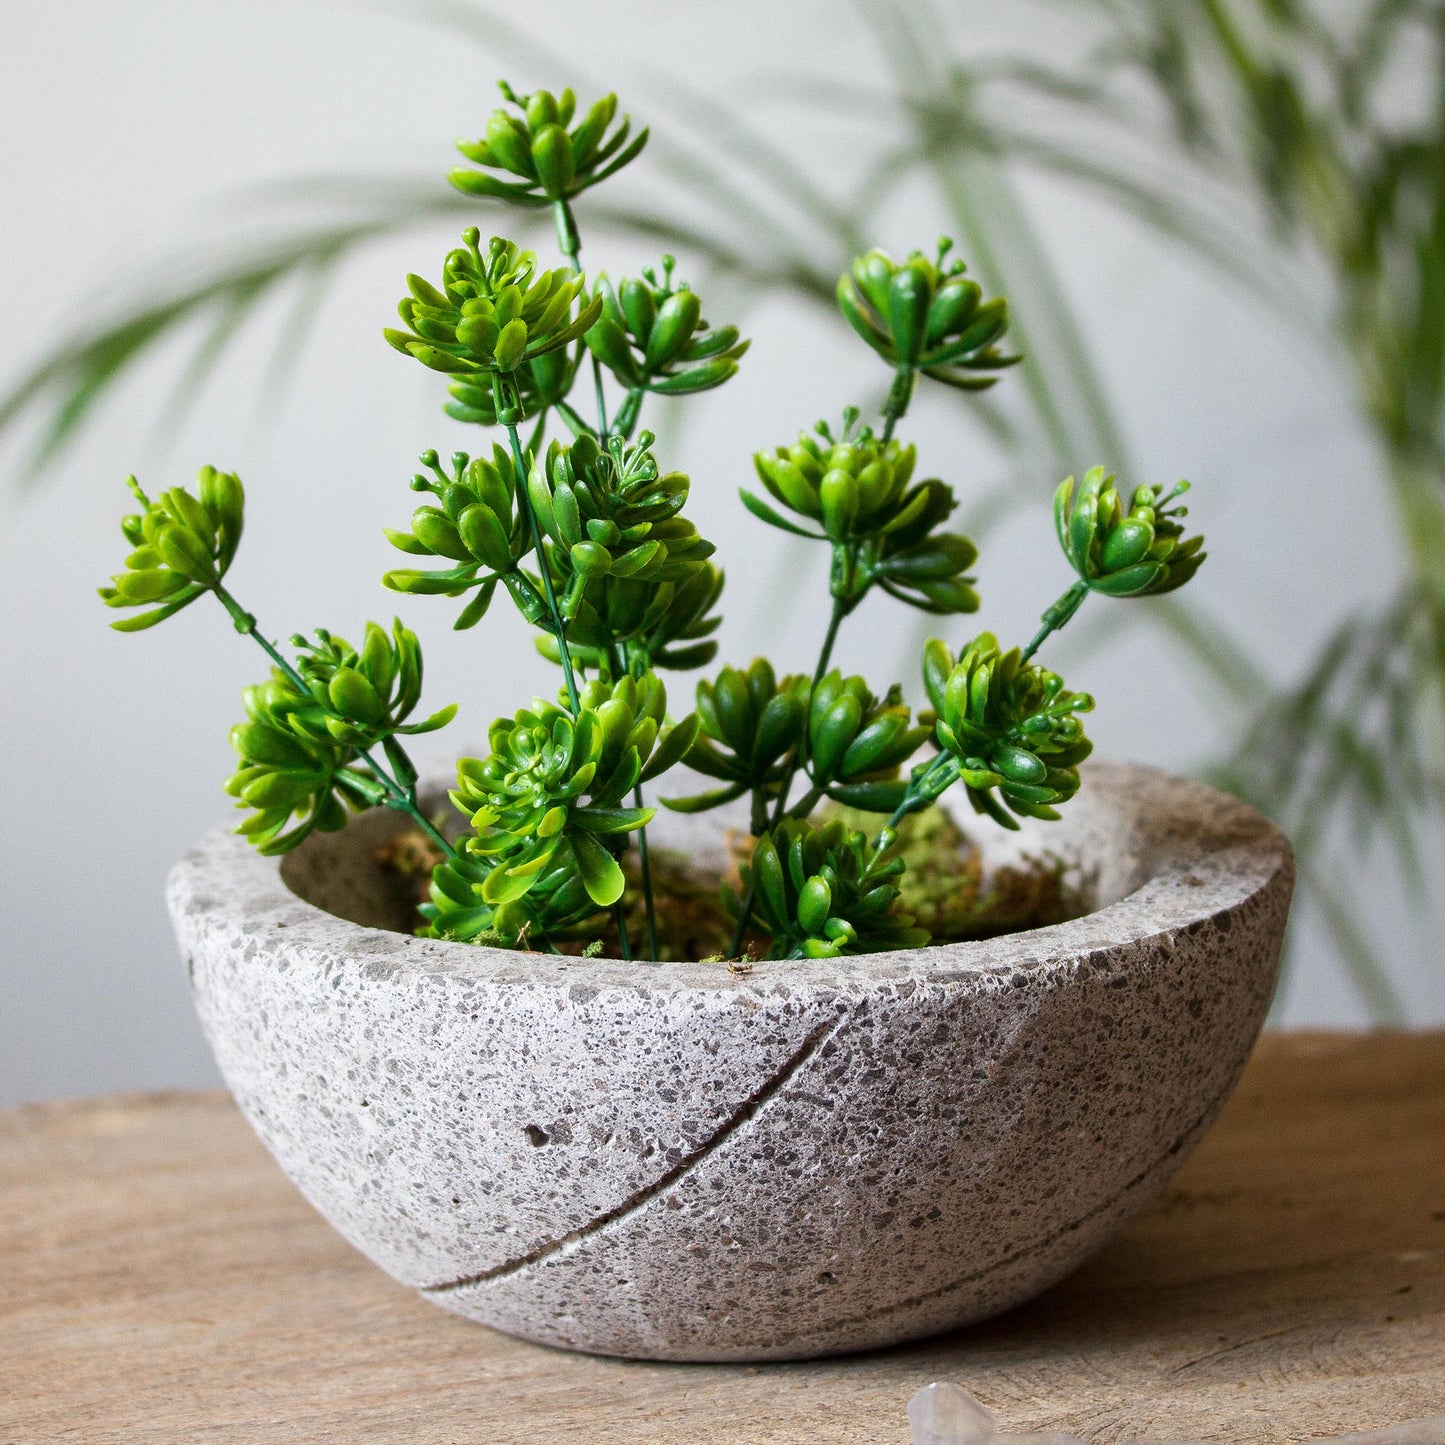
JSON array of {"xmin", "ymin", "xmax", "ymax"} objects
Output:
[{"xmin": 166, "ymin": 760, "xmax": 1293, "ymax": 997}]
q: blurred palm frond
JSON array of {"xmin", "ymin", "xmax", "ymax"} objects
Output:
[{"xmin": 861, "ymin": 0, "xmax": 1445, "ymax": 1015}]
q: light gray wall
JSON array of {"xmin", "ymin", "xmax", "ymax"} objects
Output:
[{"xmin": 1, "ymin": 1, "xmax": 1436, "ymax": 1107}]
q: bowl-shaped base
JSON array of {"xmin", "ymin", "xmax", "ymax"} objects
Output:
[{"xmin": 170, "ymin": 762, "xmax": 1291, "ymax": 1361}]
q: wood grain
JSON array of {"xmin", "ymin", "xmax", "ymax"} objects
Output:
[{"xmin": 1, "ymin": 1032, "xmax": 1442, "ymax": 1444}]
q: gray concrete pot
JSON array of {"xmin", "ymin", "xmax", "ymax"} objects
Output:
[{"xmin": 170, "ymin": 761, "xmax": 1292, "ymax": 1362}]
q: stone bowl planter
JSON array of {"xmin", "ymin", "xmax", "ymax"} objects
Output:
[{"xmin": 170, "ymin": 761, "xmax": 1292, "ymax": 1362}]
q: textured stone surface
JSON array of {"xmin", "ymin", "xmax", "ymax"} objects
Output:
[{"xmin": 168, "ymin": 761, "xmax": 1292, "ymax": 1363}]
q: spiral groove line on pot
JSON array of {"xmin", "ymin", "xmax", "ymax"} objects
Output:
[
  {"xmin": 750, "ymin": 1082, "xmax": 1234, "ymax": 1353},
  {"xmin": 421, "ymin": 1009, "xmax": 849, "ymax": 1294}
]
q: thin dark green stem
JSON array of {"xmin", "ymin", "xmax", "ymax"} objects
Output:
[
  {"xmin": 614, "ymin": 899, "xmax": 634, "ymax": 960},
  {"xmin": 768, "ymin": 592, "xmax": 848, "ymax": 826},
  {"xmin": 726, "ymin": 592, "xmax": 851, "ymax": 958},
  {"xmin": 614, "ymin": 387, "xmax": 646, "ymax": 440},
  {"xmin": 866, "ymin": 754, "xmax": 961, "ymax": 875},
  {"xmin": 215, "ymin": 585, "xmax": 305, "ymax": 689},
  {"xmin": 607, "ymin": 642, "xmax": 658, "ymax": 964},
  {"xmin": 725, "ymin": 885, "xmax": 755, "ymax": 966},
  {"xmin": 878, "ymin": 775, "xmax": 934, "ymax": 842},
  {"xmin": 880, "ymin": 364, "xmax": 916, "ymax": 443},
  {"xmin": 503, "ymin": 417, "xmax": 581, "ymax": 714},
  {"xmin": 601, "ymin": 641, "xmax": 658, "ymax": 959},
  {"xmin": 1020, "ymin": 579, "xmax": 1091, "ymax": 663},
  {"xmin": 553, "ymin": 198, "xmax": 609, "ymax": 438},
  {"xmin": 589, "ymin": 347, "xmax": 611, "ymax": 440},
  {"xmin": 633, "ymin": 784, "xmax": 659, "ymax": 962},
  {"xmin": 212, "ymin": 585, "xmax": 455, "ymax": 860},
  {"xmin": 748, "ymin": 787, "xmax": 771, "ymax": 836},
  {"xmin": 810, "ymin": 596, "xmax": 848, "ymax": 690}
]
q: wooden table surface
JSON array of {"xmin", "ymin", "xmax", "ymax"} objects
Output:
[{"xmin": 2, "ymin": 1031, "xmax": 1442, "ymax": 1444}]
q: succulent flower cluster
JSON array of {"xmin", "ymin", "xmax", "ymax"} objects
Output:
[
  {"xmin": 671, "ymin": 662, "xmax": 937, "ymax": 839},
  {"xmin": 745, "ymin": 414, "xmax": 979, "ymax": 615},
  {"xmin": 527, "ymin": 432, "xmax": 716, "ymax": 642},
  {"xmin": 838, "ymin": 241, "xmax": 1014, "ymax": 379},
  {"xmin": 419, "ymin": 428, "xmax": 723, "ymax": 683},
  {"xmin": 100, "ymin": 469, "xmax": 244, "ymax": 630},
  {"xmin": 804, "ymin": 673, "xmax": 931, "ymax": 807},
  {"xmin": 104, "ymin": 76, "xmax": 1207, "ymax": 965},
  {"xmin": 450, "ymin": 83, "xmax": 648, "ymax": 210},
  {"xmin": 284, "ymin": 623, "xmax": 457, "ymax": 749},
  {"xmin": 225, "ymin": 622, "xmax": 454, "ymax": 855},
  {"xmin": 382, "ymin": 447, "xmax": 533, "ymax": 630},
  {"xmin": 670, "ymin": 660, "xmax": 812, "ymax": 825},
  {"xmin": 1055, "ymin": 467, "xmax": 1205, "ymax": 598},
  {"xmin": 737, "ymin": 818, "xmax": 929, "ymax": 959},
  {"xmin": 455, "ymin": 683, "xmax": 649, "ymax": 896},
  {"xmin": 585, "ymin": 256, "xmax": 751, "ymax": 433},
  {"xmin": 225, "ymin": 675, "xmax": 375, "ymax": 855},
  {"xmin": 384, "ymin": 232, "xmax": 599, "ymax": 409},
  {"xmin": 924, "ymin": 635, "xmax": 1095, "ymax": 829},
  {"xmin": 427, "ymin": 675, "xmax": 696, "ymax": 943}
]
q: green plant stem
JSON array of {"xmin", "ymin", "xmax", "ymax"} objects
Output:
[
  {"xmin": 632, "ymin": 793, "xmax": 658, "ymax": 962},
  {"xmin": 553, "ymin": 198, "xmax": 610, "ymax": 438},
  {"xmin": 766, "ymin": 592, "xmax": 848, "ymax": 827},
  {"xmin": 551, "ymin": 181, "xmax": 640, "ymax": 1015},
  {"xmin": 1020, "ymin": 579, "xmax": 1091, "ymax": 663},
  {"xmin": 867, "ymin": 754, "xmax": 962, "ymax": 872},
  {"xmin": 810, "ymin": 593, "xmax": 848, "ymax": 690},
  {"xmin": 608, "ymin": 643, "xmax": 658, "ymax": 964},
  {"xmin": 726, "ymin": 593, "xmax": 850, "ymax": 958},
  {"xmin": 613, "ymin": 387, "xmax": 646, "ymax": 439},
  {"xmin": 881, "ymin": 364, "xmax": 915, "ymax": 442},
  {"xmin": 502, "ymin": 414, "xmax": 581, "ymax": 714},
  {"xmin": 724, "ymin": 877, "xmax": 758, "ymax": 964},
  {"xmin": 614, "ymin": 899, "xmax": 633, "ymax": 960},
  {"xmin": 212, "ymin": 584, "xmax": 455, "ymax": 860}
]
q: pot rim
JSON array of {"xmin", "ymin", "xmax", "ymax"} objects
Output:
[{"xmin": 168, "ymin": 759, "xmax": 1292, "ymax": 995}]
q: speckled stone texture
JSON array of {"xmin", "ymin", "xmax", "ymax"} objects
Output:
[{"xmin": 169, "ymin": 761, "xmax": 1292, "ymax": 1363}]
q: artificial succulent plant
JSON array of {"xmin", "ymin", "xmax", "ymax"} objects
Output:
[{"xmin": 103, "ymin": 79, "xmax": 1205, "ymax": 962}]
